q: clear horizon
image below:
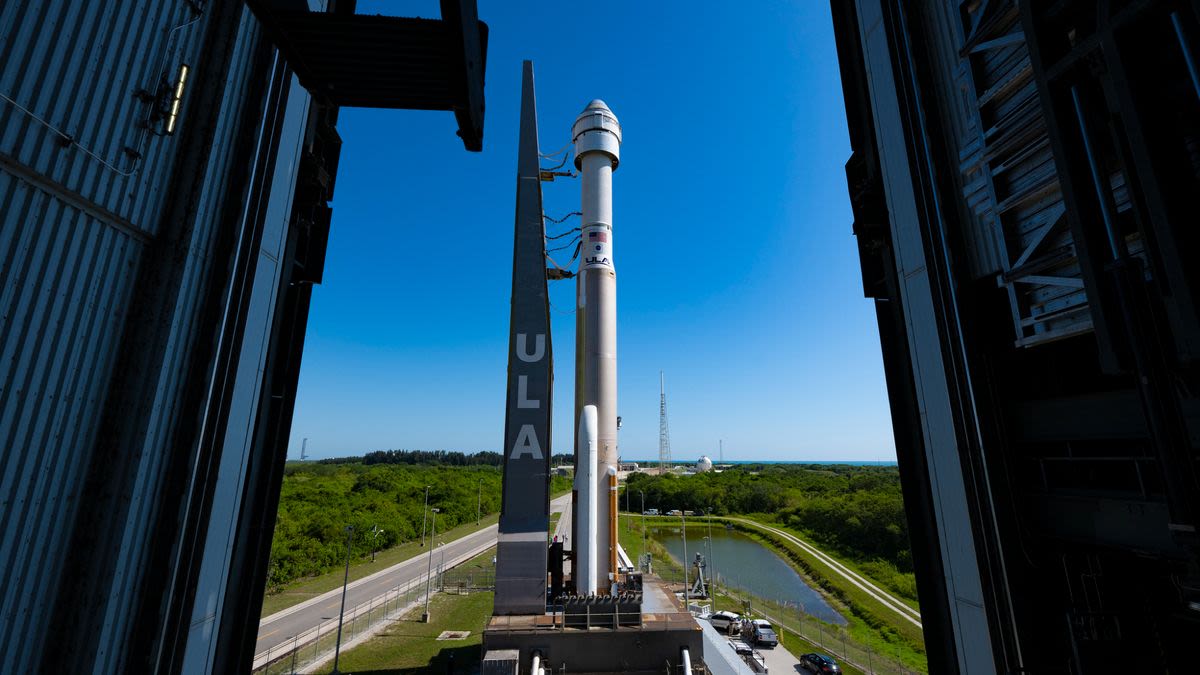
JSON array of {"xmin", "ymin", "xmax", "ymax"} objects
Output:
[{"xmin": 288, "ymin": 1, "xmax": 897, "ymax": 463}]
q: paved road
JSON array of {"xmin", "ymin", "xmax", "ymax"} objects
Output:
[
  {"xmin": 554, "ymin": 494, "xmax": 573, "ymax": 575},
  {"xmin": 725, "ymin": 517, "xmax": 923, "ymax": 629},
  {"xmin": 256, "ymin": 493, "xmax": 572, "ymax": 656}
]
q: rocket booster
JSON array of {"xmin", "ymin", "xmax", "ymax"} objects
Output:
[{"xmin": 572, "ymin": 100, "xmax": 621, "ymax": 593}]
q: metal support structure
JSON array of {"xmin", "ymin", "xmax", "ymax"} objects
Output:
[
  {"xmin": 423, "ymin": 509, "xmax": 439, "ymax": 622},
  {"xmin": 639, "ymin": 491, "xmax": 646, "ymax": 571},
  {"xmin": 493, "ymin": 61, "xmax": 554, "ymax": 615},
  {"xmin": 421, "ymin": 485, "xmax": 430, "ymax": 547},
  {"xmin": 681, "ymin": 512, "xmax": 689, "ymax": 608},
  {"xmin": 658, "ymin": 372, "xmax": 672, "ymax": 471},
  {"xmin": 332, "ymin": 526, "xmax": 353, "ymax": 674}
]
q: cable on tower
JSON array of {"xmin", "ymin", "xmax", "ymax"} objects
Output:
[
  {"xmin": 544, "ymin": 211, "xmax": 582, "ymax": 224},
  {"xmin": 545, "ymin": 227, "xmax": 581, "ymax": 241},
  {"xmin": 546, "ymin": 236, "xmax": 581, "ymax": 253}
]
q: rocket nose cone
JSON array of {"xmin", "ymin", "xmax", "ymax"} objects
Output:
[{"xmin": 584, "ymin": 99, "xmax": 610, "ymax": 112}]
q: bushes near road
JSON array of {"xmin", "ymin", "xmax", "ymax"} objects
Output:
[{"xmin": 268, "ymin": 461, "xmax": 568, "ymax": 591}]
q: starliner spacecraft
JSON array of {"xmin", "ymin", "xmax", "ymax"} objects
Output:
[{"xmin": 571, "ymin": 98, "xmax": 622, "ymax": 595}]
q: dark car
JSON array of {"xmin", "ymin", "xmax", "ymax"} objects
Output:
[
  {"xmin": 750, "ymin": 619, "xmax": 778, "ymax": 648},
  {"xmin": 800, "ymin": 653, "xmax": 841, "ymax": 673}
]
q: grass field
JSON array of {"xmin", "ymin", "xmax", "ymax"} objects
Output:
[{"xmin": 310, "ymin": 591, "xmax": 494, "ymax": 674}]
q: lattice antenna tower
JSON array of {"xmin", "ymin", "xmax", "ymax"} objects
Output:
[{"xmin": 659, "ymin": 371, "xmax": 672, "ymax": 471}]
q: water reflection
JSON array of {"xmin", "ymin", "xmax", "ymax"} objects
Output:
[{"xmin": 658, "ymin": 525, "xmax": 847, "ymax": 625}]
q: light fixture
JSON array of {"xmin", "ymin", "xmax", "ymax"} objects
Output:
[{"xmin": 166, "ymin": 63, "xmax": 189, "ymax": 135}]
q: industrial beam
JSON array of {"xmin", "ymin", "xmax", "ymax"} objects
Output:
[{"xmin": 494, "ymin": 61, "xmax": 553, "ymax": 615}]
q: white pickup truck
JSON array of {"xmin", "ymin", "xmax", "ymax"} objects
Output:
[{"xmin": 707, "ymin": 610, "xmax": 741, "ymax": 633}]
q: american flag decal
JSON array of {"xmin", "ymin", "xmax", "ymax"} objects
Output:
[{"xmin": 588, "ymin": 230, "xmax": 608, "ymax": 242}]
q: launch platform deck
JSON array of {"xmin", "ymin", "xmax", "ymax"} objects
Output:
[{"xmin": 483, "ymin": 575, "xmax": 705, "ymax": 673}]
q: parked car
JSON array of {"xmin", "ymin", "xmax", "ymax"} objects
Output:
[
  {"xmin": 800, "ymin": 653, "xmax": 842, "ymax": 673},
  {"xmin": 667, "ymin": 509, "xmax": 683, "ymax": 516},
  {"xmin": 644, "ymin": 508, "xmax": 659, "ymax": 515},
  {"xmin": 750, "ymin": 619, "xmax": 778, "ymax": 648},
  {"xmin": 708, "ymin": 610, "xmax": 741, "ymax": 633}
]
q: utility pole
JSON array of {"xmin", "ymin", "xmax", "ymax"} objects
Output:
[
  {"xmin": 370, "ymin": 524, "xmax": 384, "ymax": 562},
  {"xmin": 477, "ymin": 478, "xmax": 483, "ymax": 525},
  {"xmin": 423, "ymin": 508, "xmax": 439, "ymax": 622},
  {"xmin": 681, "ymin": 511, "xmax": 689, "ymax": 610},
  {"xmin": 700, "ymin": 506, "xmax": 710, "ymax": 607},
  {"xmin": 638, "ymin": 490, "xmax": 646, "ymax": 571},
  {"xmin": 718, "ymin": 439, "xmax": 722, "ymax": 465},
  {"xmin": 332, "ymin": 525, "xmax": 353, "ymax": 674},
  {"xmin": 421, "ymin": 485, "xmax": 431, "ymax": 547}
]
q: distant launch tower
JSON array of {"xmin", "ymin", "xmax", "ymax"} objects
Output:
[
  {"xmin": 659, "ymin": 372, "xmax": 672, "ymax": 472},
  {"xmin": 572, "ymin": 99, "xmax": 622, "ymax": 593}
]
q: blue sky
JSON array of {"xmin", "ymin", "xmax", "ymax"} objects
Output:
[{"xmin": 288, "ymin": 1, "xmax": 895, "ymax": 462}]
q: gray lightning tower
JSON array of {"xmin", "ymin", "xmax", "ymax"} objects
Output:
[{"xmin": 659, "ymin": 372, "xmax": 672, "ymax": 472}]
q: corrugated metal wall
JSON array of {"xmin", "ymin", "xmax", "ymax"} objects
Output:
[
  {"xmin": 0, "ymin": 1, "xmax": 207, "ymax": 225},
  {"xmin": 836, "ymin": 1, "xmax": 1200, "ymax": 671},
  {"xmin": 0, "ymin": 2, "xmax": 304, "ymax": 672}
]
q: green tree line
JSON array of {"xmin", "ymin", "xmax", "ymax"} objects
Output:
[
  {"xmin": 268, "ymin": 461, "xmax": 568, "ymax": 589},
  {"xmin": 361, "ymin": 449, "xmax": 504, "ymax": 465},
  {"xmin": 624, "ymin": 465, "xmax": 915, "ymax": 597}
]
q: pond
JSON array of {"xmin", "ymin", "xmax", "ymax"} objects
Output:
[{"xmin": 656, "ymin": 525, "xmax": 847, "ymax": 625}]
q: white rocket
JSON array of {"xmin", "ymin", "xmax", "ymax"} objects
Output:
[{"xmin": 573, "ymin": 99, "xmax": 621, "ymax": 594}]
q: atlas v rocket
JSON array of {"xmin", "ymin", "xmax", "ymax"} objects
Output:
[{"xmin": 572, "ymin": 99, "xmax": 622, "ymax": 595}]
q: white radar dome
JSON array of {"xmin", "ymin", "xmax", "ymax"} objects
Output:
[{"xmin": 696, "ymin": 456, "xmax": 714, "ymax": 472}]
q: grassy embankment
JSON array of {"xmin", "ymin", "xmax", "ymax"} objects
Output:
[
  {"xmin": 621, "ymin": 515, "xmax": 927, "ymax": 673},
  {"xmin": 310, "ymin": 591, "xmax": 494, "ymax": 674},
  {"xmin": 309, "ymin": 546, "xmax": 499, "ymax": 673}
]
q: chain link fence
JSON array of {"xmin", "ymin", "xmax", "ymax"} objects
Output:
[{"xmin": 657, "ymin": 566, "xmax": 925, "ymax": 675}]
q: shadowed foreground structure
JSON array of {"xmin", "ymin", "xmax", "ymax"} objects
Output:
[
  {"xmin": 831, "ymin": 1, "xmax": 1200, "ymax": 672},
  {"xmin": 0, "ymin": 1, "xmax": 485, "ymax": 672}
]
